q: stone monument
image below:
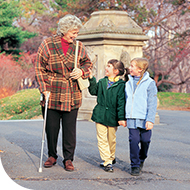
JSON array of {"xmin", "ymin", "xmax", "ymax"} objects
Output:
[{"xmin": 77, "ymin": 10, "xmax": 154, "ymax": 122}]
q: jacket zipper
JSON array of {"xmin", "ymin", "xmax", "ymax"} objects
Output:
[
  {"xmin": 129, "ymin": 76, "xmax": 149, "ymax": 118},
  {"xmin": 130, "ymin": 80, "xmax": 134, "ymax": 118}
]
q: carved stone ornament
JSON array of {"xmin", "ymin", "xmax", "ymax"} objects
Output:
[
  {"xmin": 85, "ymin": 46, "xmax": 98, "ymax": 77},
  {"xmin": 120, "ymin": 50, "xmax": 131, "ymax": 68},
  {"xmin": 99, "ymin": 17, "xmax": 115, "ymax": 28}
]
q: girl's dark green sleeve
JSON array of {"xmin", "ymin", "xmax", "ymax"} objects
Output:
[
  {"xmin": 117, "ymin": 83, "xmax": 126, "ymax": 121},
  {"xmin": 88, "ymin": 76, "xmax": 98, "ymax": 96}
]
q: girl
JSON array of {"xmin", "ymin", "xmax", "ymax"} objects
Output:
[
  {"xmin": 88, "ymin": 59, "xmax": 126, "ymax": 172},
  {"xmin": 125, "ymin": 57, "xmax": 157, "ymax": 176}
]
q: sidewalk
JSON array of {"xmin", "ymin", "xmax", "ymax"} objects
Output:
[{"xmin": 0, "ymin": 110, "xmax": 190, "ymax": 190}]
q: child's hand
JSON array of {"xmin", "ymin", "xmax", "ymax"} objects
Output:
[
  {"xmin": 88, "ymin": 68, "xmax": 93, "ymax": 79},
  {"xmin": 145, "ymin": 121, "xmax": 154, "ymax": 130},
  {"xmin": 118, "ymin": 120, "xmax": 127, "ymax": 127}
]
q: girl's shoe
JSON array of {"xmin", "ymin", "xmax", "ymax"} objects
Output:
[
  {"xmin": 104, "ymin": 164, "xmax": 114, "ymax": 172},
  {"xmin": 100, "ymin": 159, "xmax": 116, "ymax": 167}
]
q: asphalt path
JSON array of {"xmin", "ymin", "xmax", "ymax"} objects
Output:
[{"xmin": 0, "ymin": 110, "xmax": 190, "ymax": 190}]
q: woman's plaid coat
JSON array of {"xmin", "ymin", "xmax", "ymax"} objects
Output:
[{"xmin": 35, "ymin": 35, "xmax": 92, "ymax": 111}]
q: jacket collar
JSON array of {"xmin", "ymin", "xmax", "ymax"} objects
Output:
[
  {"xmin": 52, "ymin": 35, "xmax": 76, "ymax": 70},
  {"xmin": 128, "ymin": 71, "xmax": 149, "ymax": 84},
  {"xmin": 104, "ymin": 76, "xmax": 124, "ymax": 88}
]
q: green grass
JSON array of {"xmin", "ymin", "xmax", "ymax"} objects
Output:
[
  {"xmin": 157, "ymin": 92, "xmax": 190, "ymax": 110},
  {"xmin": 0, "ymin": 89, "xmax": 189, "ymax": 120},
  {"xmin": 0, "ymin": 89, "xmax": 41, "ymax": 120}
]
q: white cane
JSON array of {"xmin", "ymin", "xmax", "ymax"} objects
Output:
[{"xmin": 39, "ymin": 92, "xmax": 50, "ymax": 173}]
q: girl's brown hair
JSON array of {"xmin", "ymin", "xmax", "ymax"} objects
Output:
[
  {"xmin": 108, "ymin": 59, "xmax": 125, "ymax": 76},
  {"xmin": 131, "ymin": 57, "xmax": 149, "ymax": 85}
]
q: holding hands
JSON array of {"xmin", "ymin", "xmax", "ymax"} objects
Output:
[
  {"xmin": 118, "ymin": 120, "xmax": 127, "ymax": 127},
  {"xmin": 88, "ymin": 68, "xmax": 93, "ymax": 79}
]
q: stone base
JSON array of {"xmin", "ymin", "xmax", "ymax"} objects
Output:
[
  {"xmin": 155, "ymin": 112, "xmax": 160, "ymax": 125},
  {"xmin": 77, "ymin": 108, "xmax": 93, "ymax": 121}
]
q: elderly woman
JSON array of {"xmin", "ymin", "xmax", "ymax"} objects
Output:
[{"xmin": 35, "ymin": 14, "xmax": 92, "ymax": 171}]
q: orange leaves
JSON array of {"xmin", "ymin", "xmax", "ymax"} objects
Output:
[
  {"xmin": 0, "ymin": 88, "xmax": 15, "ymax": 99},
  {"xmin": 57, "ymin": 10, "xmax": 68, "ymax": 18},
  {"xmin": 0, "ymin": 52, "xmax": 37, "ymax": 92}
]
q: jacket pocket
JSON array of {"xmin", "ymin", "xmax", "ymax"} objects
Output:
[{"xmin": 105, "ymin": 107, "xmax": 118, "ymax": 126}]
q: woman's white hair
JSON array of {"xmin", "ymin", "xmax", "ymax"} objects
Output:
[{"xmin": 57, "ymin": 14, "xmax": 83, "ymax": 36}]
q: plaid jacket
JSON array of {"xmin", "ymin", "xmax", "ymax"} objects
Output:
[{"xmin": 35, "ymin": 35, "xmax": 92, "ymax": 111}]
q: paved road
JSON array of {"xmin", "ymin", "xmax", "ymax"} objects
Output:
[{"xmin": 0, "ymin": 110, "xmax": 190, "ymax": 190}]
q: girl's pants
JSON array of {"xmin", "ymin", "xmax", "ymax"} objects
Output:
[
  {"xmin": 129, "ymin": 128, "xmax": 152, "ymax": 168},
  {"xmin": 96, "ymin": 123, "xmax": 118, "ymax": 166},
  {"xmin": 42, "ymin": 107, "xmax": 78, "ymax": 163}
]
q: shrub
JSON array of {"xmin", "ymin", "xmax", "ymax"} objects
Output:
[
  {"xmin": 0, "ymin": 52, "xmax": 37, "ymax": 92},
  {"xmin": 0, "ymin": 89, "xmax": 41, "ymax": 120}
]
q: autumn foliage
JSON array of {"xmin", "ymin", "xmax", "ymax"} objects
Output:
[{"xmin": 0, "ymin": 52, "xmax": 37, "ymax": 98}]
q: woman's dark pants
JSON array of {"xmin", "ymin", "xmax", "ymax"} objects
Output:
[
  {"xmin": 42, "ymin": 107, "xmax": 78, "ymax": 163},
  {"xmin": 129, "ymin": 128, "xmax": 152, "ymax": 168}
]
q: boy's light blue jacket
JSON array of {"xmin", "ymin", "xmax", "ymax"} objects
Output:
[{"xmin": 125, "ymin": 72, "xmax": 157, "ymax": 123}]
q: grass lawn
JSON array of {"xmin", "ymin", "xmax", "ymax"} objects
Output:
[
  {"xmin": 0, "ymin": 89, "xmax": 189, "ymax": 120},
  {"xmin": 157, "ymin": 92, "xmax": 190, "ymax": 111},
  {"xmin": 0, "ymin": 89, "xmax": 41, "ymax": 120}
]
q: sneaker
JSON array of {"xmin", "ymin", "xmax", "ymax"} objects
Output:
[
  {"xmin": 100, "ymin": 159, "xmax": 116, "ymax": 167},
  {"xmin": 131, "ymin": 167, "xmax": 140, "ymax": 176},
  {"xmin": 104, "ymin": 164, "xmax": 114, "ymax": 172},
  {"xmin": 112, "ymin": 158, "xmax": 116, "ymax": 165}
]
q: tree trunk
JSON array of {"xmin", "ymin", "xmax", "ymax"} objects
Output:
[{"xmin": 154, "ymin": 74, "xmax": 159, "ymax": 86}]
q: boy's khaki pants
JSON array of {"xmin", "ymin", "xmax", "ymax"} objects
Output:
[{"xmin": 96, "ymin": 123, "xmax": 118, "ymax": 166}]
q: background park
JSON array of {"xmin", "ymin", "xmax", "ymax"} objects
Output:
[
  {"xmin": 0, "ymin": 1, "xmax": 190, "ymax": 190},
  {"xmin": 0, "ymin": 0, "xmax": 190, "ymax": 120}
]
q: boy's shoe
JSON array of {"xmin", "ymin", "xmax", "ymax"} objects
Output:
[
  {"xmin": 100, "ymin": 159, "xmax": 116, "ymax": 167},
  {"xmin": 131, "ymin": 167, "xmax": 140, "ymax": 176},
  {"xmin": 139, "ymin": 162, "xmax": 144, "ymax": 171},
  {"xmin": 104, "ymin": 164, "xmax": 114, "ymax": 172}
]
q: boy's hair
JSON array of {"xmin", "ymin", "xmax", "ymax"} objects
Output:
[
  {"xmin": 108, "ymin": 59, "xmax": 125, "ymax": 76},
  {"xmin": 131, "ymin": 57, "xmax": 149, "ymax": 85}
]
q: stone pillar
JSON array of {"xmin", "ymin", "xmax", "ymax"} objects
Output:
[
  {"xmin": 155, "ymin": 98, "xmax": 160, "ymax": 125},
  {"xmin": 77, "ymin": 10, "xmax": 149, "ymax": 120}
]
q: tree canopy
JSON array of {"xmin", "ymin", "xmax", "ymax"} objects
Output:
[
  {"xmin": 1, "ymin": 0, "xmax": 190, "ymax": 92},
  {"xmin": 0, "ymin": 0, "xmax": 36, "ymax": 54}
]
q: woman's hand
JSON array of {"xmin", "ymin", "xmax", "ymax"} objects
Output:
[
  {"xmin": 70, "ymin": 68, "xmax": 83, "ymax": 80},
  {"xmin": 43, "ymin": 91, "xmax": 51, "ymax": 101},
  {"xmin": 145, "ymin": 121, "xmax": 154, "ymax": 130}
]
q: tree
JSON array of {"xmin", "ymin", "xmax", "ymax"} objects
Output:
[
  {"xmin": 13, "ymin": 0, "xmax": 190, "ymax": 92},
  {"xmin": 141, "ymin": 0, "xmax": 190, "ymax": 92},
  {"xmin": 0, "ymin": 52, "xmax": 37, "ymax": 91},
  {"xmin": 0, "ymin": 0, "xmax": 36, "ymax": 54},
  {"xmin": 16, "ymin": 0, "xmax": 59, "ymax": 53}
]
